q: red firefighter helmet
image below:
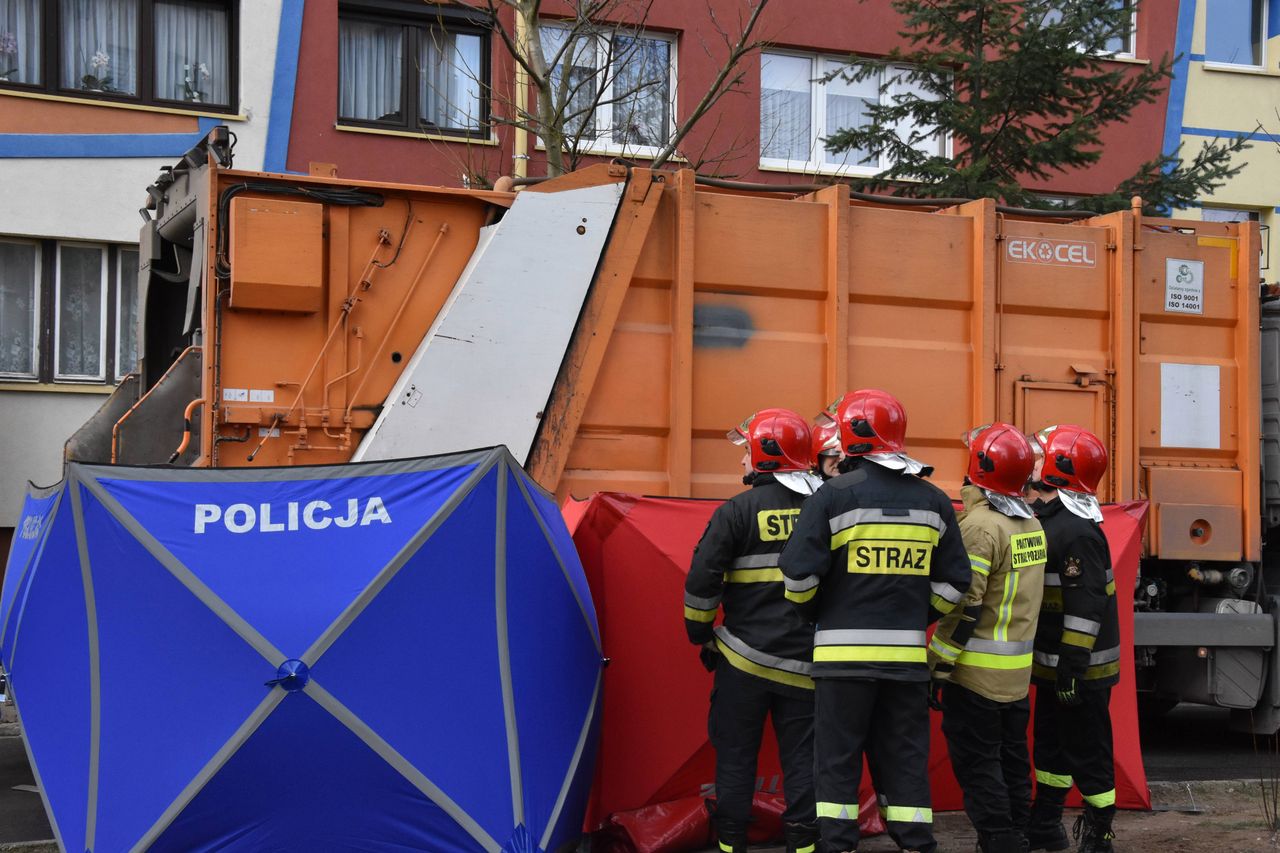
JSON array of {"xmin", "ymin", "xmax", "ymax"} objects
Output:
[
  {"xmin": 727, "ymin": 408, "xmax": 813, "ymax": 473},
  {"xmin": 963, "ymin": 423, "xmax": 1035, "ymax": 497},
  {"xmin": 819, "ymin": 389, "xmax": 908, "ymax": 457},
  {"xmin": 1030, "ymin": 424, "xmax": 1108, "ymax": 495},
  {"xmin": 811, "ymin": 419, "xmax": 841, "ymax": 465}
]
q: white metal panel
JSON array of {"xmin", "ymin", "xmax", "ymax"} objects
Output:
[{"xmin": 353, "ymin": 182, "xmax": 625, "ymax": 464}]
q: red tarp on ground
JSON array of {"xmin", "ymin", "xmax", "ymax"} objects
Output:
[{"xmin": 569, "ymin": 492, "xmax": 1150, "ymax": 848}]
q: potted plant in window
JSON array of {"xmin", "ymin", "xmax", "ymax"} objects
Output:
[
  {"xmin": 0, "ymin": 31, "xmax": 18, "ymax": 82},
  {"xmin": 183, "ymin": 62, "xmax": 211, "ymax": 103},
  {"xmin": 81, "ymin": 51, "xmax": 114, "ymax": 93}
]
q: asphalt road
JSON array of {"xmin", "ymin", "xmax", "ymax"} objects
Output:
[
  {"xmin": 2, "ymin": 704, "xmax": 1279, "ymax": 846},
  {"xmin": 0, "ymin": 735, "xmax": 51, "ymax": 845},
  {"xmin": 1141, "ymin": 703, "xmax": 1280, "ymax": 784}
]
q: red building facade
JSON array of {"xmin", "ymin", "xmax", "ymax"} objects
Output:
[{"xmin": 286, "ymin": 0, "xmax": 1178, "ymax": 196}]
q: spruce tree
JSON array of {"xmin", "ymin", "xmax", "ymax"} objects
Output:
[{"xmin": 824, "ymin": 0, "xmax": 1249, "ymax": 212}]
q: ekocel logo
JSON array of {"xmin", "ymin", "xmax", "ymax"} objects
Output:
[
  {"xmin": 19, "ymin": 514, "xmax": 44, "ymax": 540},
  {"xmin": 1005, "ymin": 237, "xmax": 1097, "ymax": 268},
  {"xmin": 194, "ymin": 497, "xmax": 392, "ymax": 534}
]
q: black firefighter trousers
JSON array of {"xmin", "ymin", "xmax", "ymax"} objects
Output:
[
  {"xmin": 708, "ymin": 658, "xmax": 816, "ymax": 841},
  {"xmin": 814, "ymin": 678, "xmax": 935, "ymax": 853},
  {"xmin": 1032, "ymin": 686, "xmax": 1115, "ymax": 813},
  {"xmin": 939, "ymin": 682, "xmax": 1032, "ymax": 836}
]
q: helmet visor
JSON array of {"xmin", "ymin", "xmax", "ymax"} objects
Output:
[
  {"xmin": 726, "ymin": 414, "xmax": 752, "ymax": 446},
  {"xmin": 962, "ymin": 424, "xmax": 994, "ymax": 449}
]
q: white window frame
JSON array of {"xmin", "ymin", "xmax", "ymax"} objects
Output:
[
  {"xmin": 538, "ymin": 23, "xmax": 678, "ymax": 158},
  {"xmin": 758, "ymin": 50, "xmax": 951, "ymax": 177},
  {"xmin": 1099, "ymin": 0, "xmax": 1138, "ymax": 58},
  {"xmin": 1204, "ymin": 0, "xmax": 1269, "ymax": 69},
  {"xmin": 53, "ymin": 241, "xmax": 109, "ymax": 382},
  {"xmin": 0, "ymin": 238, "xmax": 42, "ymax": 381},
  {"xmin": 115, "ymin": 247, "xmax": 140, "ymax": 381}
]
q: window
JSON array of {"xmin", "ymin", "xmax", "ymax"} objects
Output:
[
  {"xmin": 1040, "ymin": 0, "xmax": 1136, "ymax": 57},
  {"xmin": 116, "ymin": 248, "xmax": 139, "ymax": 379},
  {"xmin": 337, "ymin": 3, "xmax": 486, "ymax": 135},
  {"xmin": 540, "ymin": 23, "xmax": 675, "ymax": 151},
  {"xmin": 760, "ymin": 51, "xmax": 946, "ymax": 175},
  {"xmin": 0, "ymin": 0, "xmax": 236, "ymax": 111},
  {"xmin": 1206, "ymin": 0, "xmax": 1266, "ymax": 66},
  {"xmin": 0, "ymin": 240, "xmax": 39, "ymax": 379},
  {"xmin": 0, "ymin": 237, "xmax": 137, "ymax": 384}
]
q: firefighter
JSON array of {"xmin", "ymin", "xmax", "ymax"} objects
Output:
[
  {"xmin": 812, "ymin": 419, "xmax": 841, "ymax": 480},
  {"xmin": 779, "ymin": 389, "xmax": 971, "ymax": 853},
  {"xmin": 928, "ymin": 423, "xmax": 1046, "ymax": 853},
  {"xmin": 683, "ymin": 408, "xmax": 822, "ymax": 853},
  {"xmin": 1024, "ymin": 425, "xmax": 1118, "ymax": 853}
]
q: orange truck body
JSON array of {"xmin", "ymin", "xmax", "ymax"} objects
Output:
[
  {"xmin": 62, "ymin": 127, "xmax": 1276, "ymax": 726},
  {"xmin": 95, "ymin": 150, "xmax": 1258, "ymax": 566}
]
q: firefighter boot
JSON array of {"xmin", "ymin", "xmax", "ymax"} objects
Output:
[
  {"xmin": 784, "ymin": 821, "xmax": 819, "ymax": 853},
  {"xmin": 1025, "ymin": 789, "xmax": 1070, "ymax": 852},
  {"xmin": 977, "ymin": 830, "xmax": 1029, "ymax": 853},
  {"xmin": 714, "ymin": 816, "xmax": 750, "ymax": 853},
  {"xmin": 1072, "ymin": 807, "xmax": 1115, "ymax": 853}
]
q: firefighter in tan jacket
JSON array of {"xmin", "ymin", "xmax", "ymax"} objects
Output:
[{"xmin": 927, "ymin": 423, "xmax": 1045, "ymax": 853}]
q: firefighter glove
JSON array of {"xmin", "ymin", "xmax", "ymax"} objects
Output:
[
  {"xmin": 699, "ymin": 642, "xmax": 719, "ymax": 673},
  {"xmin": 1055, "ymin": 671, "xmax": 1083, "ymax": 706}
]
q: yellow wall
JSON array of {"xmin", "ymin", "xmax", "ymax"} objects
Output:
[{"xmin": 1170, "ymin": 6, "xmax": 1279, "ymax": 281}]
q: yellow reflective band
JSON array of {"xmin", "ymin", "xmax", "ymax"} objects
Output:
[
  {"xmin": 968, "ymin": 553, "xmax": 992, "ymax": 575},
  {"xmin": 1105, "ymin": 580, "xmax": 1116, "ymax": 595},
  {"xmin": 1085, "ymin": 660, "xmax": 1121, "ymax": 680},
  {"xmin": 719, "ymin": 841, "xmax": 734, "ymax": 853},
  {"xmin": 1036, "ymin": 769, "xmax": 1074, "ymax": 788},
  {"xmin": 832, "ymin": 523, "xmax": 940, "ymax": 549},
  {"xmin": 930, "ymin": 593, "xmax": 959, "ymax": 614},
  {"xmin": 882, "ymin": 805, "xmax": 933, "ymax": 823},
  {"xmin": 929, "ymin": 635, "xmax": 963, "ymax": 661},
  {"xmin": 816, "ymin": 801, "xmax": 859, "ymax": 820},
  {"xmin": 794, "ymin": 845, "xmax": 815, "ymax": 853},
  {"xmin": 725, "ymin": 568, "xmax": 784, "ymax": 583},
  {"xmin": 1062, "ymin": 629, "xmax": 1098, "ymax": 650},
  {"xmin": 814, "ymin": 645, "xmax": 928, "ymax": 664},
  {"xmin": 957, "ymin": 650, "xmax": 1032, "ymax": 670},
  {"xmin": 1041, "ymin": 588, "xmax": 1063, "ymax": 611},
  {"xmin": 1010, "ymin": 530, "xmax": 1047, "ymax": 570},
  {"xmin": 715, "ymin": 638, "xmax": 815, "ymax": 690},
  {"xmin": 785, "ymin": 586, "xmax": 818, "ymax": 604},
  {"xmin": 1032, "ymin": 663, "xmax": 1056, "ymax": 680},
  {"xmin": 1083, "ymin": 788, "xmax": 1117, "ymax": 808},
  {"xmin": 994, "ymin": 571, "xmax": 1019, "ymax": 641},
  {"xmin": 684, "ymin": 605, "xmax": 717, "ymax": 623}
]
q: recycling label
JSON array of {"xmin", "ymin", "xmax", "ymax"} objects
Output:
[{"xmin": 1165, "ymin": 258, "xmax": 1205, "ymax": 314}]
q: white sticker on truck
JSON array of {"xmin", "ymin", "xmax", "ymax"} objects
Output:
[
  {"xmin": 1160, "ymin": 362, "xmax": 1220, "ymax": 449},
  {"xmin": 222, "ymin": 388, "xmax": 248, "ymax": 402},
  {"xmin": 249, "ymin": 389, "xmax": 275, "ymax": 403},
  {"xmin": 1165, "ymin": 258, "xmax": 1205, "ymax": 314}
]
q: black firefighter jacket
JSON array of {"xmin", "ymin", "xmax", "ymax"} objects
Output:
[
  {"xmin": 683, "ymin": 473, "xmax": 815, "ymax": 691},
  {"xmin": 1031, "ymin": 497, "xmax": 1121, "ymax": 690},
  {"xmin": 779, "ymin": 460, "xmax": 972, "ymax": 681}
]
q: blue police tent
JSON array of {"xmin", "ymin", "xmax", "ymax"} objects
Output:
[{"xmin": 0, "ymin": 447, "xmax": 602, "ymax": 853}]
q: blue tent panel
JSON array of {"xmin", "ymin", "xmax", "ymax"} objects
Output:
[
  {"xmin": 94, "ymin": 465, "xmax": 476, "ymax": 656},
  {"xmin": 504, "ymin": 470, "xmax": 601, "ymax": 845},
  {"xmin": 150, "ymin": 691, "xmax": 484, "ymax": 853},
  {"xmin": 525, "ymin": 486, "xmax": 600, "ymax": 648},
  {"xmin": 543, "ymin": 708, "xmax": 602, "ymax": 853},
  {"xmin": 79, "ymin": 489, "xmax": 277, "ymax": 853},
  {"xmin": 0, "ymin": 487, "xmax": 59, "ymax": 665},
  {"xmin": 313, "ymin": 468, "xmax": 516, "ymax": 840},
  {"xmin": 8, "ymin": 494, "xmax": 90, "ymax": 853}
]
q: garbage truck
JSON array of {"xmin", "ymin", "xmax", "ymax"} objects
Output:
[{"xmin": 58, "ymin": 125, "xmax": 1280, "ymax": 732}]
